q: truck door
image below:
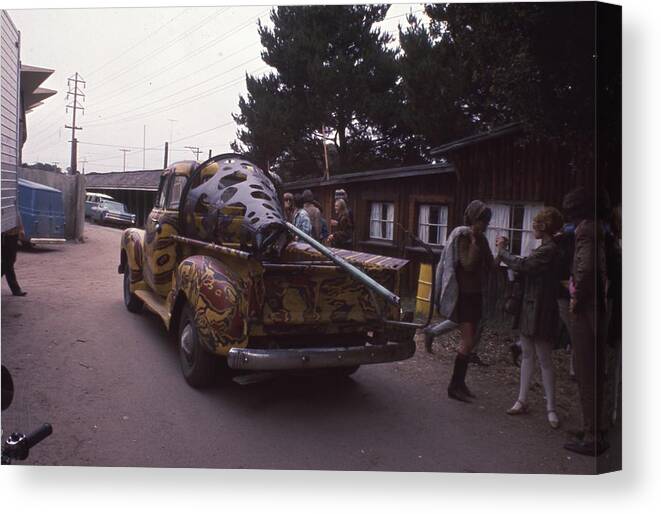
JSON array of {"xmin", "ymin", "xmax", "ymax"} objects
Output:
[{"xmin": 143, "ymin": 170, "xmax": 189, "ymax": 297}]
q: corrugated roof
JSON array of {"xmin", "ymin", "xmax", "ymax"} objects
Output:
[
  {"xmin": 284, "ymin": 162, "xmax": 455, "ymax": 190},
  {"xmin": 84, "ymin": 169, "xmax": 163, "ymax": 191}
]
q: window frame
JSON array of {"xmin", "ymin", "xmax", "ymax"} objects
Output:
[
  {"xmin": 165, "ymin": 174, "xmax": 188, "ymax": 211},
  {"xmin": 416, "ymin": 203, "xmax": 449, "ymax": 247},
  {"xmin": 485, "ymin": 201, "xmax": 544, "ymax": 257},
  {"xmin": 368, "ymin": 200, "xmax": 395, "ymax": 241},
  {"xmin": 155, "ymin": 174, "xmax": 170, "ymax": 209}
]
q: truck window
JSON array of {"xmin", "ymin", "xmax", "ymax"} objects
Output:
[
  {"xmin": 166, "ymin": 175, "xmax": 187, "ymax": 210},
  {"xmin": 155, "ymin": 175, "xmax": 169, "ymax": 209}
]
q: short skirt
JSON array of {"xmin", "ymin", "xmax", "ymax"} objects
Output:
[{"xmin": 454, "ymin": 293, "xmax": 483, "ymax": 324}]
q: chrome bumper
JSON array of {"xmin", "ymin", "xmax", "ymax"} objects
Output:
[
  {"xmin": 227, "ymin": 341, "xmax": 415, "ymax": 371},
  {"xmin": 104, "ymin": 216, "xmax": 134, "ymax": 225},
  {"xmin": 28, "ymin": 238, "xmax": 66, "ymax": 244}
]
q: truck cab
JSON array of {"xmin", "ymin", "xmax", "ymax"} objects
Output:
[{"xmin": 119, "ymin": 154, "xmax": 416, "ymax": 388}]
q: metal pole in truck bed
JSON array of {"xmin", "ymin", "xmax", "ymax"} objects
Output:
[{"xmin": 286, "ymin": 222, "xmax": 401, "ymax": 308}]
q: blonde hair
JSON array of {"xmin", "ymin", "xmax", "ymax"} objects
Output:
[
  {"xmin": 533, "ymin": 207, "xmax": 564, "ymax": 234},
  {"xmin": 335, "ymin": 198, "xmax": 348, "ymax": 215}
]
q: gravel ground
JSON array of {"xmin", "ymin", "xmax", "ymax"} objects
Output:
[{"xmin": 1, "ymin": 223, "xmax": 620, "ymax": 473}]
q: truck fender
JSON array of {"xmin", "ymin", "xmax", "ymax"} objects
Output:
[
  {"xmin": 119, "ymin": 228, "xmax": 146, "ymax": 292},
  {"xmin": 170, "ymin": 255, "xmax": 249, "ymax": 356}
]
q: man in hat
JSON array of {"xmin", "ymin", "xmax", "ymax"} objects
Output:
[{"xmin": 302, "ymin": 189, "xmax": 322, "ymax": 241}]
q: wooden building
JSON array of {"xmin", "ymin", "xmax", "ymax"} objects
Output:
[{"xmin": 284, "ymin": 122, "xmax": 601, "ymax": 307}]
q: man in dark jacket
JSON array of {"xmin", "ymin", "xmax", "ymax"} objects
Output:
[{"xmin": 562, "ymin": 187, "xmax": 609, "ymax": 457}]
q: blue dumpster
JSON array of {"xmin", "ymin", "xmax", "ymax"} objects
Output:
[{"xmin": 17, "ymin": 178, "xmax": 66, "ymax": 243}]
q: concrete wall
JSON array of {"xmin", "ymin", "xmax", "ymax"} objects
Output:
[{"xmin": 18, "ymin": 167, "xmax": 85, "ymax": 240}]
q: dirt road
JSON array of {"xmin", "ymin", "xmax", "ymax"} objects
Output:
[{"xmin": 1, "ymin": 223, "xmax": 617, "ymax": 472}]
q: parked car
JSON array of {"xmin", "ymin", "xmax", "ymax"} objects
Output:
[
  {"xmin": 118, "ymin": 154, "xmax": 417, "ymax": 388},
  {"xmin": 17, "ymin": 178, "xmax": 66, "ymax": 244},
  {"xmin": 90, "ymin": 199, "xmax": 136, "ymax": 227},
  {"xmin": 85, "ymin": 192, "xmax": 114, "ymax": 219}
]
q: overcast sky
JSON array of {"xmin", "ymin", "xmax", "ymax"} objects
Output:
[{"xmin": 9, "ymin": 2, "xmax": 424, "ymax": 174}]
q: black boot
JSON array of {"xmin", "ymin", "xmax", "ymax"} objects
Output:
[
  {"xmin": 424, "ymin": 330, "xmax": 434, "ymax": 354},
  {"xmin": 448, "ymin": 353, "xmax": 471, "ymax": 403},
  {"xmin": 458, "ymin": 355, "xmax": 476, "ymax": 398}
]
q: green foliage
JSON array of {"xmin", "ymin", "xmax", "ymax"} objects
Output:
[
  {"xmin": 425, "ymin": 2, "xmax": 606, "ymax": 147},
  {"xmin": 397, "ymin": 14, "xmax": 474, "ymax": 156},
  {"xmin": 232, "ymin": 3, "xmax": 619, "ymax": 181},
  {"xmin": 232, "ymin": 5, "xmax": 419, "ymax": 181},
  {"xmin": 22, "ymin": 162, "xmax": 62, "ymax": 173}
]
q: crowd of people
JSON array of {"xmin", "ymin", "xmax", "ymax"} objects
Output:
[
  {"xmin": 282, "ymin": 188, "xmax": 354, "ymax": 250},
  {"xmin": 279, "ymin": 186, "xmax": 621, "ymax": 457},
  {"xmin": 425, "ymin": 188, "xmax": 621, "ymax": 458}
]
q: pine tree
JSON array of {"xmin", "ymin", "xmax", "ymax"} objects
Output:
[{"xmin": 232, "ymin": 5, "xmax": 410, "ymax": 181}]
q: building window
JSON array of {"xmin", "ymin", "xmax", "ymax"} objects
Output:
[
  {"xmin": 418, "ymin": 204, "xmax": 448, "ymax": 246},
  {"xmin": 486, "ymin": 203, "xmax": 543, "ymax": 256},
  {"xmin": 369, "ymin": 201, "xmax": 394, "ymax": 241}
]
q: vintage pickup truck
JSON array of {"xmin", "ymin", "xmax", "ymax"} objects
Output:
[{"xmin": 119, "ymin": 154, "xmax": 421, "ymax": 388}]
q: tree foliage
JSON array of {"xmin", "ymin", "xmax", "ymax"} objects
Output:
[
  {"xmin": 397, "ymin": 14, "xmax": 474, "ymax": 156},
  {"xmin": 232, "ymin": 3, "xmax": 619, "ymax": 181},
  {"xmin": 425, "ymin": 2, "xmax": 605, "ymax": 146},
  {"xmin": 232, "ymin": 5, "xmax": 416, "ymax": 181},
  {"xmin": 22, "ymin": 162, "xmax": 62, "ymax": 173}
]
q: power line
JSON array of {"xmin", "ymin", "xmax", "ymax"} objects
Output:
[
  {"xmin": 78, "ymin": 140, "xmax": 193, "ymax": 152},
  {"xmin": 84, "ymin": 66, "xmax": 266, "ymax": 129},
  {"xmin": 90, "ymin": 41, "xmax": 259, "ymax": 115},
  {"xmin": 84, "ymin": 7, "xmax": 191, "ymax": 80},
  {"xmin": 184, "ymin": 146, "xmax": 202, "ymax": 160},
  {"xmin": 88, "ymin": 10, "xmax": 268, "ymax": 112},
  {"xmin": 86, "ymin": 57, "xmax": 261, "ymax": 126},
  {"xmin": 25, "ymin": 9, "xmax": 268, "ymax": 152},
  {"xmin": 84, "ymin": 120, "xmax": 236, "ymax": 166},
  {"xmin": 86, "ymin": 8, "xmax": 229, "ymax": 95}
]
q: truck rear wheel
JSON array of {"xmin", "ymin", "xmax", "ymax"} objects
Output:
[
  {"xmin": 123, "ymin": 267, "xmax": 143, "ymax": 313},
  {"xmin": 330, "ymin": 365, "xmax": 360, "ymax": 377},
  {"xmin": 178, "ymin": 304, "xmax": 216, "ymax": 388}
]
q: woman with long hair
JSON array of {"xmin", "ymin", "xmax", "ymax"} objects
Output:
[
  {"xmin": 496, "ymin": 207, "xmax": 564, "ymax": 428},
  {"xmin": 327, "ymin": 198, "xmax": 353, "ymax": 250},
  {"xmin": 283, "ymin": 192, "xmax": 295, "ymax": 223}
]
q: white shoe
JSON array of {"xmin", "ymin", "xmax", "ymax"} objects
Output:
[
  {"xmin": 547, "ymin": 410, "xmax": 560, "ymax": 429},
  {"xmin": 506, "ymin": 400, "xmax": 528, "ymax": 415}
]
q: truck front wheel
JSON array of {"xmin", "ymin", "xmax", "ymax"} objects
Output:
[{"xmin": 178, "ymin": 304, "xmax": 216, "ymax": 388}]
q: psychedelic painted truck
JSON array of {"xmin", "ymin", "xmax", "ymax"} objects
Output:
[{"xmin": 118, "ymin": 154, "xmax": 418, "ymax": 388}]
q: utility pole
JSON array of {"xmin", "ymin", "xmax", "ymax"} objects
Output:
[
  {"xmin": 142, "ymin": 125, "xmax": 146, "ymax": 170},
  {"xmin": 185, "ymin": 145, "xmax": 202, "ymax": 160},
  {"xmin": 65, "ymin": 72, "xmax": 85, "ymax": 174},
  {"xmin": 81, "ymin": 158, "xmax": 87, "ymax": 174},
  {"xmin": 321, "ymin": 125, "xmax": 330, "ymax": 180},
  {"xmin": 167, "ymin": 118, "xmax": 177, "ymax": 144},
  {"xmin": 208, "ymin": 149, "xmax": 212, "ymax": 159},
  {"xmin": 119, "ymin": 149, "xmax": 130, "ymax": 172},
  {"xmin": 163, "ymin": 142, "xmax": 169, "ymax": 169}
]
